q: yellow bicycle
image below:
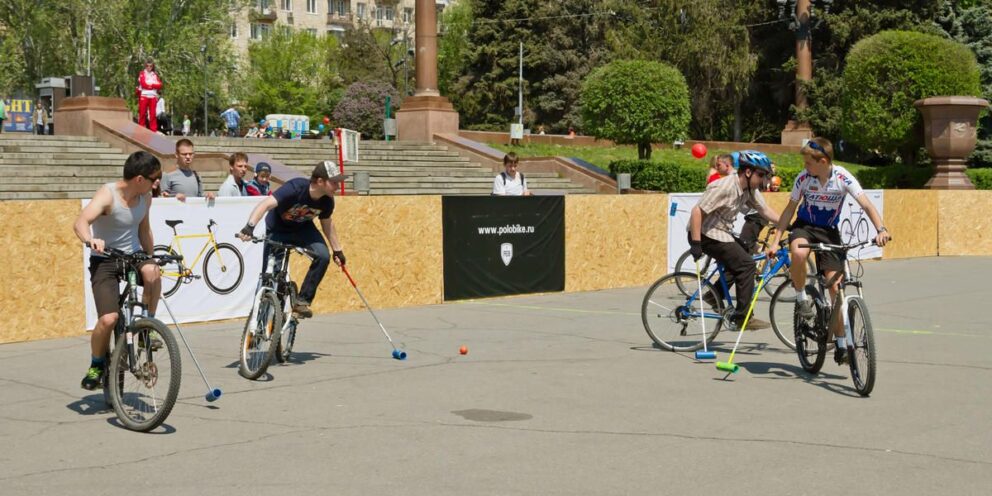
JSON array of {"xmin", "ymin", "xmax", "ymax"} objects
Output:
[{"xmin": 154, "ymin": 219, "xmax": 245, "ymax": 297}]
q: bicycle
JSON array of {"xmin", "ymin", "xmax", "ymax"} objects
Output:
[
  {"xmin": 674, "ymin": 222, "xmax": 815, "ymax": 302},
  {"xmin": 839, "ymin": 202, "xmax": 870, "ymax": 245},
  {"xmin": 771, "ymin": 240, "xmax": 878, "ymax": 396},
  {"xmin": 642, "ymin": 242, "xmax": 798, "ymax": 352},
  {"xmin": 154, "ymin": 219, "xmax": 245, "ymax": 297},
  {"xmin": 90, "ymin": 246, "xmax": 184, "ymax": 432},
  {"xmin": 238, "ymin": 236, "xmax": 316, "ymax": 379}
]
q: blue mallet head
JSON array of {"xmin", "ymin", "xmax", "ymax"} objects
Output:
[
  {"xmin": 205, "ymin": 388, "xmax": 222, "ymax": 402},
  {"xmin": 392, "ymin": 349, "xmax": 407, "ymax": 360},
  {"xmin": 695, "ymin": 351, "xmax": 717, "ymax": 360}
]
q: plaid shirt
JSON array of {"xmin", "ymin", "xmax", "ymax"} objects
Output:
[{"xmin": 695, "ymin": 175, "xmax": 765, "ymax": 243}]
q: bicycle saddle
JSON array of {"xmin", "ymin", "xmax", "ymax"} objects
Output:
[{"xmin": 165, "ymin": 219, "xmax": 183, "ymax": 228}]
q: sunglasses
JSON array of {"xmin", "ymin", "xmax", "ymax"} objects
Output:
[
  {"xmin": 804, "ymin": 140, "xmax": 832, "ymax": 161},
  {"xmin": 143, "ymin": 173, "xmax": 162, "ymax": 182}
]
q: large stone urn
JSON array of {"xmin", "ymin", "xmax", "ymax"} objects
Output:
[{"xmin": 914, "ymin": 96, "xmax": 989, "ymax": 190}]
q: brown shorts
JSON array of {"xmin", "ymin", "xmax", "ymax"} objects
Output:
[
  {"xmin": 788, "ymin": 220, "xmax": 843, "ymax": 274},
  {"xmin": 89, "ymin": 256, "xmax": 156, "ymax": 317}
]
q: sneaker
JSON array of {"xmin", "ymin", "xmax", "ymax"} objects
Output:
[
  {"xmin": 292, "ymin": 302, "xmax": 313, "ymax": 319},
  {"xmin": 80, "ymin": 366, "xmax": 105, "ymax": 391},
  {"xmin": 834, "ymin": 345, "xmax": 849, "ymax": 365},
  {"xmin": 796, "ymin": 299, "xmax": 816, "ymax": 321}
]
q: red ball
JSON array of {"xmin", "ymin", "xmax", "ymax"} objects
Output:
[
  {"xmin": 691, "ymin": 143, "xmax": 707, "ymax": 159},
  {"xmin": 459, "ymin": 346, "xmax": 468, "ymax": 355},
  {"xmin": 323, "ymin": 116, "xmax": 330, "ymax": 125}
]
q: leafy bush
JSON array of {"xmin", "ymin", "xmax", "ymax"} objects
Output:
[
  {"xmin": 967, "ymin": 168, "xmax": 992, "ymax": 189},
  {"xmin": 969, "ymin": 139, "xmax": 992, "ymax": 168},
  {"xmin": 331, "ymin": 81, "xmax": 399, "ymax": 140},
  {"xmin": 842, "ymin": 30, "xmax": 982, "ymax": 164},
  {"xmin": 609, "ymin": 160, "xmax": 706, "ymax": 193},
  {"xmin": 582, "ymin": 61, "xmax": 691, "ymax": 160}
]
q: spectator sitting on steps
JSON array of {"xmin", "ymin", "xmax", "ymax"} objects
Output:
[{"xmin": 492, "ymin": 152, "xmax": 531, "ymax": 196}]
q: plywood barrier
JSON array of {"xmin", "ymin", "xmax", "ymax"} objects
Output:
[
  {"xmin": 1, "ymin": 191, "xmax": 989, "ymax": 344},
  {"xmin": 0, "ymin": 200, "xmax": 86, "ymax": 343},
  {"xmin": 883, "ymin": 190, "xmax": 939, "ymax": 259},
  {"xmin": 938, "ymin": 190, "xmax": 992, "ymax": 256},
  {"xmin": 565, "ymin": 194, "xmax": 668, "ymax": 292}
]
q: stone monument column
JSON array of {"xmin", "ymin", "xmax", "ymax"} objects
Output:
[
  {"xmin": 781, "ymin": 0, "xmax": 815, "ymax": 146},
  {"xmin": 396, "ymin": 0, "xmax": 459, "ymax": 142}
]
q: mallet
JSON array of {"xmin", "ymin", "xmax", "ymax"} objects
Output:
[
  {"xmin": 715, "ymin": 275, "xmax": 768, "ymax": 374},
  {"xmin": 693, "ymin": 260, "xmax": 716, "ymax": 360},
  {"xmin": 160, "ymin": 298, "xmax": 222, "ymax": 401},
  {"xmin": 340, "ymin": 265, "xmax": 407, "ymax": 360}
]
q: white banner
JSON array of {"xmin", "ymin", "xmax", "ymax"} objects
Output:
[
  {"xmin": 82, "ymin": 197, "xmax": 268, "ymax": 330},
  {"xmin": 667, "ymin": 190, "xmax": 884, "ymax": 273}
]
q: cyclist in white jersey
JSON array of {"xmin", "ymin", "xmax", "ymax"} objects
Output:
[{"xmin": 768, "ymin": 137, "xmax": 891, "ymax": 365}]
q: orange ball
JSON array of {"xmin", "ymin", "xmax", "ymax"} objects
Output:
[{"xmin": 459, "ymin": 346, "xmax": 468, "ymax": 355}]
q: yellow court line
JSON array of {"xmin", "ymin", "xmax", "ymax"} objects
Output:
[{"xmin": 876, "ymin": 328, "xmax": 987, "ymax": 339}]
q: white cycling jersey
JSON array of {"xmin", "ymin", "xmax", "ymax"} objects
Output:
[{"xmin": 790, "ymin": 164, "xmax": 864, "ymax": 228}]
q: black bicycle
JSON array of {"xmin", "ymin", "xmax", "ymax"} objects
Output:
[
  {"xmin": 92, "ymin": 246, "xmax": 184, "ymax": 431},
  {"xmin": 238, "ymin": 237, "xmax": 316, "ymax": 379}
]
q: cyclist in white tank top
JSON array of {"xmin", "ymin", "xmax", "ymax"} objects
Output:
[{"xmin": 73, "ymin": 151, "xmax": 163, "ymax": 391}]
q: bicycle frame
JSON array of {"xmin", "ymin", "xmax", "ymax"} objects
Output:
[
  {"xmin": 814, "ymin": 254, "xmax": 865, "ymax": 343},
  {"xmin": 161, "ymin": 221, "xmax": 225, "ymax": 277},
  {"xmin": 696, "ymin": 245, "xmax": 794, "ymax": 312},
  {"xmin": 114, "ymin": 263, "xmax": 149, "ymax": 375}
]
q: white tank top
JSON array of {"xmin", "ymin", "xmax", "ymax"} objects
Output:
[{"xmin": 92, "ymin": 182, "xmax": 147, "ymax": 255}]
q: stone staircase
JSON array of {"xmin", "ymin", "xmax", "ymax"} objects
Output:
[
  {"xmin": 0, "ymin": 134, "xmax": 594, "ymax": 200},
  {"xmin": 191, "ymin": 137, "xmax": 593, "ymax": 195}
]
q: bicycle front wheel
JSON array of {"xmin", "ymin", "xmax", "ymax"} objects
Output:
[
  {"xmin": 276, "ymin": 282, "xmax": 299, "ymax": 363},
  {"xmin": 154, "ymin": 245, "xmax": 182, "ymax": 297},
  {"xmin": 847, "ymin": 297, "xmax": 876, "ymax": 396},
  {"xmin": 794, "ymin": 286, "xmax": 827, "ymax": 374},
  {"xmin": 642, "ymin": 272, "xmax": 726, "ymax": 352},
  {"xmin": 239, "ymin": 291, "xmax": 282, "ymax": 380},
  {"xmin": 108, "ymin": 318, "xmax": 182, "ymax": 432},
  {"xmin": 674, "ymin": 250, "xmax": 715, "ymax": 297},
  {"xmin": 769, "ymin": 282, "xmax": 798, "ymax": 350},
  {"xmin": 203, "ymin": 243, "xmax": 245, "ymax": 295}
]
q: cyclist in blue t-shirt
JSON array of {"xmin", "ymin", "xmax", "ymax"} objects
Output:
[
  {"xmin": 768, "ymin": 137, "xmax": 891, "ymax": 364},
  {"xmin": 237, "ymin": 161, "xmax": 347, "ymax": 318}
]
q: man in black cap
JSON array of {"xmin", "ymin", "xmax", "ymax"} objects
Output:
[
  {"xmin": 246, "ymin": 162, "xmax": 272, "ymax": 196},
  {"xmin": 237, "ymin": 161, "xmax": 348, "ymax": 318}
]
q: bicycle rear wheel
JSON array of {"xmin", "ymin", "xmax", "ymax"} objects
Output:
[
  {"xmin": 239, "ymin": 292, "xmax": 282, "ymax": 380},
  {"xmin": 154, "ymin": 245, "xmax": 182, "ymax": 297},
  {"xmin": 108, "ymin": 318, "xmax": 182, "ymax": 432},
  {"xmin": 769, "ymin": 283, "xmax": 798, "ymax": 350},
  {"xmin": 847, "ymin": 297, "xmax": 876, "ymax": 396},
  {"xmin": 762, "ymin": 257, "xmax": 816, "ymax": 301},
  {"xmin": 794, "ymin": 286, "xmax": 828, "ymax": 374},
  {"xmin": 203, "ymin": 243, "xmax": 245, "ymax": 295},
  {"xmin": 642, "ymin": 272, "xmax": 726, "ymax": 352},
  {"xmin": 276, "ymin": 282, "xmax": 299, "ymax": 363}
]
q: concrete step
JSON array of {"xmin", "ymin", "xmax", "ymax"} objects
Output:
[
  {"xmin": 0, "ymin": 160, "xmax": 131, "ymax": 167},
  {"xmin": 0, "ymin": 134, "xmax": 101, "ymax": 142},
  {"xmin": 0, "ymin": 153, "xmax": 130, "ymax": 160}
]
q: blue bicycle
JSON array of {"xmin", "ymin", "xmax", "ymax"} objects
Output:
[{"xmin": 641, "ymin": 243, "xmax": 799, "ymax": 352}]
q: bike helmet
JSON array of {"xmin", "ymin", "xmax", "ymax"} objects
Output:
[{"xmin": 736, "ymin": 150, "xmax": 773, "ymax": 173}]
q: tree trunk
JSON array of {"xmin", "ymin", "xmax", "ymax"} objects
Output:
[{"xmin": 638, "ymin": 142, "xmax": 652, "ymax": 160}]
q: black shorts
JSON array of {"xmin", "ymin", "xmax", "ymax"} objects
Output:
[
  {"xmin": 789, "ymin": 220, "xmax": 843, "ymax": 274},
  {"xmin": 89, "ymin": 256, "xmax": 155, "ymax": 317}
]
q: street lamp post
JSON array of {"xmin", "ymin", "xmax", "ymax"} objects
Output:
[{"xmin": 201, "ymin": 44, "xmax": 208, "ymax": 136}]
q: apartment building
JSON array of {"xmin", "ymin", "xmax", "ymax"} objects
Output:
[{"xmin": 231, "ymin": 0, "xmax": 448, "ymax": 56}]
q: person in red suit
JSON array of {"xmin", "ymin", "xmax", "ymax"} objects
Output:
[{"xmin": 137, "ymin": 58, "xmax": 162, "ymax": 132}]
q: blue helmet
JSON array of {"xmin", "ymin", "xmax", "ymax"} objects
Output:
[{"xmin": 735, "ymin": 150, "xmax": 773, "ymax": 173}]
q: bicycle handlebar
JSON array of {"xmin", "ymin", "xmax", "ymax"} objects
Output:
[
  {"xmin": 85, "ymin": 243, "xmax": 183, "ymax": 266},
  {"xmin": 246, "ymin": 236, "xmax": 318, "ymax": 258},
  {"xmin": 798, "ymin": 240, "xmax": 876, "ymax": 253}
]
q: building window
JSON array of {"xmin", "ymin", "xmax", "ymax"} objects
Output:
[
  {"xmin": 281, "ymin": 0, "xmax": 291, "ymax": 11},
  {"xmin": 307, "ymin": 0, "xmax": 316, "ymax": 13},
  {"xmin": 357, "ymin": 3, "xmax": 366, "ymax": 19},
  {"xmin": 403, "ymin": 8, "xmax": 412, "ymax": 23},
  {"xmin": 230, "ymin": 23, "xmax": 238, "ymax": 39},
  {"xmin": 385, "ymin": 7, "xmax": 394, "ymax": 21},
  {"xmin": 250, "ymin": 23, "xmax": 271, "ymax": 40},
  {"xmin": 306, "ymin": 28, "xmax": 318, "ymax": 36},
  {"xmin": 257, "ymin": 0, "xmax": 270, "ymax": 10},
  {"xmin": 328, "ymin": 0, "xmax": 348, "ymax": 16},
  {"xmin": 328, "ymin": 28, "xmax": 345, "ymax": 41}
]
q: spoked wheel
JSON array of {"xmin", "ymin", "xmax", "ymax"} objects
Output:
[
  {"xmin": 203, "ymin": 243, "xmax": 245, "ymax": 295},
  {"xmin": 239, "ymin": 292, "xmax": 282, "ymax": 380},
  {"xmin": 855, "ymin": 218, "xmax": 870, "ymax": 244},
  {"xmin": 642, "ymin": 272, "xmax": 726, "ymax": 352},
  {"xmin": 276, "ymin": 282, "xmax": 299, "ymax": 363},
  {"xmin": 794, "ymin": 287, "xmax": 827, "ymax": 374},
  {"xmin": 674, "ymin": 251, "xmax": 716, "ymax": 297},
  {"xmin": 108, "ymin": 319, "xmax": 182, "ymax": 432},
  {"xmin": 154, "ymin": 245, "xmax": 183, "ymax": 298},
  {"xmin": 763, "ymin": 257, "xmax": 816, "ymax": 302},
  {"xmin": 846, "ymin": 297, "xmax": 876, "ymax": 396}
]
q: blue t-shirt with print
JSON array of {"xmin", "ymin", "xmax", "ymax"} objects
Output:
[{"xmin": 265, "ymin": 177, "xmax": 334, "ymax": 232}]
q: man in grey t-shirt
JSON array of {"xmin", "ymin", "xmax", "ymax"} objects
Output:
[{"xmin": 160, "ymin": 138, "xmax": 215, "ymax": 202}]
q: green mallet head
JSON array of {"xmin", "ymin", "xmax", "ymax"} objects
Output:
[{"xmin": 716, "ymin": 361, "xmax": 740, "ymax": 373}]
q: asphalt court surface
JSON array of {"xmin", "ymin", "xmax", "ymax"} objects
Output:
[{"xmin": 1, "ymin": 257, "xmax": 990, "ymax": 495}]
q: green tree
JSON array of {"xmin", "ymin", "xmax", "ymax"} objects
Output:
[
  {"xmin": 242, "ymin": 25, "xmax": 342, "ymax": 124},
  {"xmin": 581, "ymin": 60, "xmax": 691, "ymax": 160},
  {"xmin": 842, "ymin": 30, "xmax": 982, "ymax": 164},
  {"xmin": 438, "ymin": 0, "xmax": 473, "ymax": 96}
]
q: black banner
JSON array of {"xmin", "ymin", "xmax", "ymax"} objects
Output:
[{"xmin": 442, "ymin": 196, "xmax": 565, "ymax": 300}]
